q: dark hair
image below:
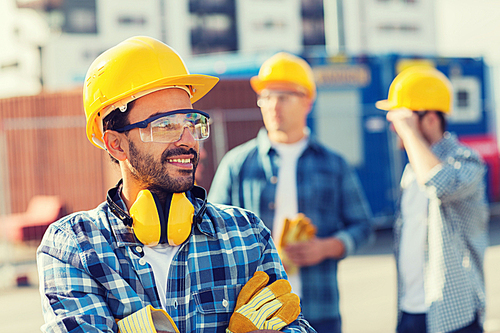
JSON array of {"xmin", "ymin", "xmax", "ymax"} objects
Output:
[
  {"xmin": 434, "ymin": 111, "xmax": 446, "ymax": 133},
  {"xmin": 102, "ymin": 100, "xmax": 136, "ymax": 164}
]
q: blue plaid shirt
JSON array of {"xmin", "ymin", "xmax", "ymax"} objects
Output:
[
  {"xmin": 394, "ymin": 133, "xmax": 489, "ymax": 333},
  {"xmin": 37, "ymin": 185, "xmax": 316, "ymax": 333},
  {"xmin": 208, "ymin": 128, "xmax": 373, "ymax": 322}
]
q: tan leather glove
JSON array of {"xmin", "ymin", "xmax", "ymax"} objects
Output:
[
  {"xmin": 117, "ymin": 305, "xmax": 179, "ymax": 333},
  {"xmin": 279, "ymin": 213, "xmax": 317, "ymax": 275},
  {"xmin": 226, "ymin": 271, "xmax": 300, "ymax": 333}
]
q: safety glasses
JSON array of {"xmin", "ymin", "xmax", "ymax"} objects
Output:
[
  {"xmin": 113, "ymin": 109, "xmax": 210, "ymax": 143},
  {"xmin": 257, "ymin": 91, "xmax": 306, "ymax": 107}
]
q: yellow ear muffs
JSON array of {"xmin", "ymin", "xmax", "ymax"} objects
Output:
[
  {"xmin": 165, "ymin": 191, "xmax": 195, "ymax": 246},
  {"xmin": 129, "ymin": 190, "xmax": 163, "ymax": 246},
  {"xmin": 129, "ymin": 190, "xmax": 194, "ymax": 246}
]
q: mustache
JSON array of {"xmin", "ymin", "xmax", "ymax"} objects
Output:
[{"xmin": 161, "ymin": 147, "xmax": 198, "ymax": 164}]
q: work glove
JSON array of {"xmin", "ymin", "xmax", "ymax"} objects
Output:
[
  {"xmin": 117, "ymin": 305, "xmax": 179, "ymax": 333},
  {"xmin": 226, "ymin": 271, "xmax": 300, "ymax": 333},
  {"xmin": 279, "ymin": 213, "xmax": 317, "ymax": 275}
]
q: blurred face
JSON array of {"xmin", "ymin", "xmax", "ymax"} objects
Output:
[
  {"xmin": 124, "ymin": 88, "xmax": 199, "ymax": 193},
  {"xmin": 257, "ymin": 83, "xmax": 312, "ymax": 139}
]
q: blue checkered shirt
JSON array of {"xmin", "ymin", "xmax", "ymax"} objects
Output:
[
  {"xmin": 208, "ymin": 128, "xmax": 373, "ymax": 322},
  {"xmin": 37, "ymin": 186, "xmax": 316, "ymax": 333},
  {"xmin": 394, "ymin": 133, "xmax": 489, "ymax": 333}
]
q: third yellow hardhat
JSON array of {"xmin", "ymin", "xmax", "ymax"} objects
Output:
[{"xmin": 376, "ymin": 66, "xmax": 453, "ymax": 114}]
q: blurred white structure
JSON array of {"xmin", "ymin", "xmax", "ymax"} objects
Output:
[
  {"xmin": 0, "ymin": 0, "xmax": 49, "ymax": 98},
  {"xmin": 7, "ymin": 0, "xmax": 500, "ymax": 100},
  {"xmin": 39, "ymin": 0, "xmax": 438, "ymax": 92},
  {"xmin": 340, "ymin": 0, "xmax": 436, "ymax": 55},
  {"xmin": 42, "ymin": 0, "xmax": 191, "ymax": 91},
  {"xmin": 236, "ymin": 0, "xmax": 303, "ymax": 54}
]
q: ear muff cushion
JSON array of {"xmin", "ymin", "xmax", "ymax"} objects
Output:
[
  {"xmin": 166, "ymin": 193, "xmax": 195, "ymax": 246},
  {"xmin": 129, "ymin": 190, "xmax": 163, "ymax": 246}
]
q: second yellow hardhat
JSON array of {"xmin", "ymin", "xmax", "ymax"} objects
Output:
[
  {"xmin": 376, "ymin": 66, "xmax": 453, "ymax": 114},
  {"xmin": 250, "ymin": 52, "xmax": 316, "ymax": 100},
  {"xmin": 83, "ymin": 36, "xmax": 219, "ymax": 149}
]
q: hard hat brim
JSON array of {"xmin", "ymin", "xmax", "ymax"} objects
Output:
[
  {"xmin": 375, "ymin": 99, "xmax": 394, "ymax": 111},
  {"xmin": 250, "ymin": 76, "xmax": 314, "ymax": 99},
  {"xmin": 250, "ymin": 76, "xmax": 268, "ymax": 94}
]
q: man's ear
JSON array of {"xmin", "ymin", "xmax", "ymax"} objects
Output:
[{"xmin": 103, "ymin": 130, "xmax": 128, "ymax": 162}]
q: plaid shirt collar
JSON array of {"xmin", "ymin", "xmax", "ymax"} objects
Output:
[
  {"xmin": 106, "ymin": 180, "xmax": 216, "ymax": 247},
  {"xmin": 431, "ymin": 131, "xmax": 457, "ymax": 159}
]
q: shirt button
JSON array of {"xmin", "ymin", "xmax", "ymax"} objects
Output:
[
  {"xmin": 139, "ymin": 258, "xmax": 146, "ymax": 266},
  {"xmin": 270, "ymin": 176, "xmax": 278, "ymax": 184},
  {"xmin": 454, "ymin": 161, "xmax": 461, "ymax": 169},
  {"xmin": 462, "ymin": 256, "xmax": 470, "ymax": 268},
  {"xmin": 268, "ymin": 202, "xmax": 275, "ymax": 210},
  {"xmin": 136, "ymin": 246, "xmax": 143, "ymax": 253},
  {"xmin": 173, "ymin": 299, "xmax": 178, "ymax": 309},
  {"xmin": 222, "ymin": 299, "xmax": 229, "ymax": 308}
]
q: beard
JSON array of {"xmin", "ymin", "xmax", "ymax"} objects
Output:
[{"xmin": 127, "ymin": 140, "xmax": 198, "ymax": 195}]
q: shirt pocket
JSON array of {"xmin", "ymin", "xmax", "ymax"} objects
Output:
[{"xmin": 192, "ymin": 285, "xmax": 241, "ymax": 328}]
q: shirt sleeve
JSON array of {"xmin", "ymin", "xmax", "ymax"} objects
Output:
[
  {"xmin": 37, "ymin": 224, "xmax": 117, "ymax": 333},
  {"xmin": 424, "ymin": 151, "xmax": 486, "ymax": 203},
  {"xmin": 208, "ymin": 153, "xmax": 235, "ymax": 205},
  {"xmin": 333, "ymin": 159, "xmax": 374, "ymax": 258}
]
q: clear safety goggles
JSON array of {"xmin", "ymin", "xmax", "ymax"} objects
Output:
[
  {"xmin": 257, "ymin": 90, "xmax": 306, "ymax": 107},
  {"xmin": 113, "ymin": 109, "xmax": 210, "ymax": 143}
]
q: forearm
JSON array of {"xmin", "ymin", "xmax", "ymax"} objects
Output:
[
  {"xmin": 38, "ymin": 250, "xmax": 116, "ymax": 332},
  {"xmin": 401, "ymin": 129, "xmax": 441, "ymax": 184}
]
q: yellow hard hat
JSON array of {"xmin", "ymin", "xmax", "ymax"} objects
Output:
[
  {"xmin": 376, "ymin": 66, "xmax": 453, "ymax": 114},
  {"xmin": 250, "ymin": 52, "xmax": 316, "ymax": 100},
  {"xmin": 84, "ymin": 36, "xmax": 219, "ymax": 149}
]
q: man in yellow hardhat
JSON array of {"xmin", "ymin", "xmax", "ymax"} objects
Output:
[
  {"xmin": 36, "ymin": 37, "xmax": 316, "ymax": 333},
  {"xmin": 209, "ymin": 52, "xmax": 373, "ymax": 333},
  {"xmin": 377, "ymin": 66, "xmax": 488, "ymax": 333}
]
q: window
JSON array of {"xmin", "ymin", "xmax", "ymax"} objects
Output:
[
  {"xmin": 457, "ymin": 90, "xmax": 469, "ymax": 108},
  {"xmin": 118, "ymin": 16, "xmax": 147, "ymax": 26},
  {"xmin": 62, "ymin": 0, "xmax": 97, "ymax": 34}
]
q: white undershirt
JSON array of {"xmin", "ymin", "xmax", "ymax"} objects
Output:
[
  {"xmin": 117, "ymin": 188, "xmax": 180, "ymax": 310},
  {"xmin": 271, "ymin": 136, "xmax": 308, "ymax": 296},
  {"xmin": 399, "ymin": 167, "xmax": 429, "ymax": 313},
  {"xmin": 143, "ymin": 244, "xmax": 179, "ymax": 310}
]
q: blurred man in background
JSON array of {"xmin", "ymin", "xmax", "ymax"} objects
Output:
[
  {"xmin": 209, "ymin": 52, "xmax": 373, "ymax": 333},
  {"xmin": 377, "ymin": 66, "xmax": 488, "ymax": 333}
]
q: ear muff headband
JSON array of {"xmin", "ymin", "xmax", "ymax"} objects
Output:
[{"xmin": 106, "ymin": 180, "xmax": 206, "ymax": 246}]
